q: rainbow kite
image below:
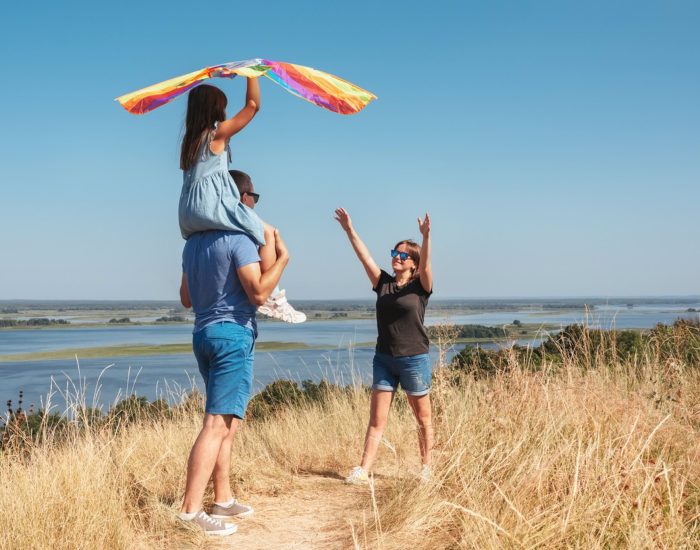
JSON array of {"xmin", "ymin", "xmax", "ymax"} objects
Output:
[{"xmin": 116, "ymin": 59, "xmax": 376, "ymax": 116}]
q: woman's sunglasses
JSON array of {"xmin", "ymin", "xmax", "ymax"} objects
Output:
[
  {"xmin": 244, "ymin": 191, "xmax": 260, "ymax": 204},
  {"xmin": 390, "ymin": 249, "xmax": 411, "ymax": 261}
]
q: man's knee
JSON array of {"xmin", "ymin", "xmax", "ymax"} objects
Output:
[{"xmin": 202, "ymin": 414, "xmax": 234, "ymax": 438}]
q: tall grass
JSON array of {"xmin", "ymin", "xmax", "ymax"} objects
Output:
[{"xmin": 1, "ymin": 323, "xmax": 699, "ymax": 548}]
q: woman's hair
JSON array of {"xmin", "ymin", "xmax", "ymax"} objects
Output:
[
  {"xmin": 180, "ymin": 85, "xmax": 227, "ymax": 171},
  {"xmin": 394, "ymin": 239, "xmax": 421, "ymax": 279}
]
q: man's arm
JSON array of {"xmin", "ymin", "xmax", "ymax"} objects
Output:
[
  {"xmin": 180, "ymin": 273, "xmax": 192, "ymax": 308},
  {"xmin": 238, "ymin": 229, "xmax": 289, "ymax": 306}
]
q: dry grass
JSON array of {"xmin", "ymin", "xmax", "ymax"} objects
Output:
[{"xmin": 1, "ymin": 336, "xmax": 699, "ymax": 548}]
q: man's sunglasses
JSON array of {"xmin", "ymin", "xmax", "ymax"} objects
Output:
[
  {"xmin": 390, "ymin": 249, "xmax": 411, "ymax": 261},
  {"xmin": 244, "ymin": 192, "xmax": 260, "ymax": 204}
]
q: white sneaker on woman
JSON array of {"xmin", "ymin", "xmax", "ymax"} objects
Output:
[
  {"xmin": 258, "ymin": 289, "xmax": 306, "ymax": 323},
  {"xmin": 419, "ymin": 464, "xmax": 431, "ymax": 483},
  {"xmin": 345, "ymin": 466, "xmax": 369, "ymax": 485}
]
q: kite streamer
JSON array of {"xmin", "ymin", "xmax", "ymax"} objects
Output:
[{"xmin": 116, "ymin": 59, "xmax": 376, "ymax": 115}]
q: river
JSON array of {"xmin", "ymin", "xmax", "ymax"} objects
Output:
[{"xmin": 1, "ymin": 302, "xmax": 698, "ymax": 412}]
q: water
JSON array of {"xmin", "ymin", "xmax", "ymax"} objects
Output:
[
  {"xmin": 0, "ymin": 346, "xmax": 379, "ymax": 412},
  {"xmin": 1, "ymin": 302, "xmax": 698, "ymax": 413},
  {"xmin": 438, "ymin": 306, "xmax": 700, "ymax": 330}
]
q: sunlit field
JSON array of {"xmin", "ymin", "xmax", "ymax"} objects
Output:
[{"xmin": 1, "ymin": 322, "xmax": 699, "ymax": 548}]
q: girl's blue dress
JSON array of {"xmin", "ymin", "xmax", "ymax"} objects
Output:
[{"xmin": 178, "ymin": 131, "xmax": 265, "ymax": 245}]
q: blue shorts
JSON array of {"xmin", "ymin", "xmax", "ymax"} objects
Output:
[
  {"xmin": 193, "ymin": 322, "xmax": 255, "ymax": 418},
  {"xmin": 372, "ymin": 352, "xmax": 432, "ymax": 396}
]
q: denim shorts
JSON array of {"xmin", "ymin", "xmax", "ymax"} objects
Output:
[
  {"xmin": 372, "ymin": 352, "xmax": 432, "ymax": 396},
  {"xmin": 193, "ymin": 321, "xmax": 255, "ymax": 418}
]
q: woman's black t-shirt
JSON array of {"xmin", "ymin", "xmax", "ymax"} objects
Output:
[{"xmin": 373, "ymin": 269, "xmax": 432, "ymax": 357}]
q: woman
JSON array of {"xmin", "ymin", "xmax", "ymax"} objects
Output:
[{"xmin": 334, "ymin": 207, "xmax": 433, "ymax": 483}]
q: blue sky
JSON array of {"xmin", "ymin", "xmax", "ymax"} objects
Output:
[{"xmin": 0, "ymin": 0, "xmax": 698, "ymax": 300}]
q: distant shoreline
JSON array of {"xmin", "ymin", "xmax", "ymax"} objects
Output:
[{"xmin": 0, "ymin": 340, "xmax": 355, "ymax": 363}]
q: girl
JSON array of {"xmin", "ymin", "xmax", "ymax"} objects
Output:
[
  {"xmin": 179, "ymin": 78, "xmax": 305, "ymax": 323},
  {"xmin": 334, "ymin": 208, "xmax": 434, "ymax": 483}
]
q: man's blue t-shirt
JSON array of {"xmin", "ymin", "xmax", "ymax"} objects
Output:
[{"xmin": 182, "ymin": 230, "xmax": 260, "ymax": 334}]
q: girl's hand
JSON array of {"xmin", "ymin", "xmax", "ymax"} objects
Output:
[
  {"xmin": 334, "ymin": 208, "xmax": 353, "ymax": 232},
  {"xmin": 418, "ymin": 212, "xmax": 431, "ymax": 237}
]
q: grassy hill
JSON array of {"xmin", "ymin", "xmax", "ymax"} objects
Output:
[{"xmin": 1, "ymin": 322, "xmax": 699, "ymax": 548}]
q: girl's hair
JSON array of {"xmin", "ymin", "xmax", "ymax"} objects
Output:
[
  {"xmin": 180, "ymin": 85, "xmax": 228, "ymax": 171},
  {"xmin": 394, "ymin": 239, "xmax": 421, "ymax": 279}
]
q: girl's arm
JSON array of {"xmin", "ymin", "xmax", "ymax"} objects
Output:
[
  {"xmin": 334, "ymin": 208, "xmax": 381, "ymax": 288},
  {"xmin": 213, "ymin": 77, "xmax": 261, "ymax": 147},
  {"xmin": 417, "ymin": 213, "xmax": 432, "ymax": 293}
]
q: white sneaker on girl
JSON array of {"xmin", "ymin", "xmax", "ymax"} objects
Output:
[{"xmin": 258, "ymin": 289, "xmax": 306, "ymax": 323}]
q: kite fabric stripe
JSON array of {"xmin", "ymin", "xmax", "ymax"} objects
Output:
[{"xmin": 116, "ymin": 59, "xmax": 376, "ymax": 115}]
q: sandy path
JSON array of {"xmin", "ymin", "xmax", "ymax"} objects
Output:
[{"xmin": 210, "ymin": 474, "xmax": 368, "ymax": 549}]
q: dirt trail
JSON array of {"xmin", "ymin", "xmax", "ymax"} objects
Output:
[{"xmin": 214, "ymin": 474, "xmax": 369, "ymax": 549}]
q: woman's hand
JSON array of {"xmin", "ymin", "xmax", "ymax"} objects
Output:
[
  {"xmin": 418, "ymin": 212, "xmax": 431, "ymax": 237},
  {"xmin": 334, "ymin": 207, "xmax": 353, "ymax": 232},
  {"xmin": 334, "ymin": 207, "xmax": 381, "ymax": 288},
  {"xmin": 417, "ymin": 213, "xmax": 432, "ymax": 293}
]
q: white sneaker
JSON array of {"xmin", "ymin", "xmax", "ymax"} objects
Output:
[
  {"xmin": 345, "ymin": 466, "xmax": 369, "ymax": 485},
  {"xmin": 258, "ymin": 289, "xmax": 306, "ymax": 323},
  {"xmin": 210, "ymin": 499, "xmax": 254, "ymax": 519},
  {"xmin": 179, "ymin": 510, "xmax": 237, "ymax": 536},
  {"xmin": 419, "ymin": 464, "xmax": 431, "ymax": 483}
]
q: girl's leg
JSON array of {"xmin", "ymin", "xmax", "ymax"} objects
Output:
[
  {"xmin": 407, "ymin": 394, "xmax": 433, "ymax": 466},
  {"xmin": 258, "ymin": 222, "xmax": 277, "ymax": 273},
  {"xmin": 256, "ymin": 223, "xmax": 306, "ymax": 323},
  {"xmin": 359, "ymin": 389, "xmax": 394, "ymax": 471}
]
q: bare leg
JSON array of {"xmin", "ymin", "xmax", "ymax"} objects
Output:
[
  {"xmin": 181, "ymin": 413, "xmax": 234, "ymax": 513},
  {"xmin": 258, "ymin": 222, "xmax": 276, "ymax": 273},
  {"xmin": 256, "ymin": 223, "xmax": 305, "ymax": 322},
  {"xmin": 212, "ymin": 417, "xmax": 242, "ymax": 503},
  {"xmin": 407, "ymin": 394, "xmax": 433, "ymax": 466},
  {"xmin": 359, "ymin": 390, "xmax": 394, "ymax": 471}
]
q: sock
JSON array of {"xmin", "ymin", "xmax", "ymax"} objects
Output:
[
  {"xmin": 272, "ymin": 285, "xmax": 281, "ymax": 296},
  {"xmin": 215, "ymin": 498, "xmax": 235, "ymax": 508},
  {"xmin": 179, "ymin": 511, "xmax": 197, "ymax": 520}
]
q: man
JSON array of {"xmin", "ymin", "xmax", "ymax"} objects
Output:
[
  {"xmin": 230, "ymin": 169, "xmax": 306, "ymax": 323},
  {"xmin": 177, "ymin": 216, "xmax": 289, "ymax": 536}
]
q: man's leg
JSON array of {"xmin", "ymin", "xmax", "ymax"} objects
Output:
[
  {"xmin": 212, "ymin": 417, "xmax": 242, "ymax": 503},
  {"xmin": 209, "ymin": 326, "xmax": 255, "ymax": 518},
  {"xmin": 181, "ymin": 413, "xmax": 235, "ymax": 514}
]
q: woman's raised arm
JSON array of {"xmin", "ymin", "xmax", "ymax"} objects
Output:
[
  {"xmin": 417, "ymin": 213, "xmax": 432, "ymax": 293},
  {"xmin": 335, "ymin": 208, "xmax": 381, "ymax": 288}
]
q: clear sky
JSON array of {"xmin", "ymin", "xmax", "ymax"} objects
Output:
[{"xmin": 0, "ymin": 0, "xmax": 698, "ymax": 300}]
